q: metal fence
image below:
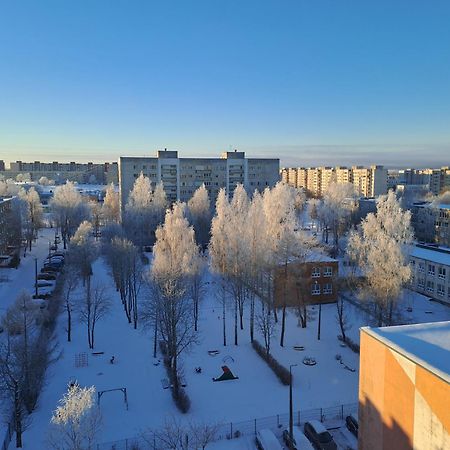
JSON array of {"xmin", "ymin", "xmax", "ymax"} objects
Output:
[{"xmin": 96, "ymin": 402, "xmax": 358, "ymax": 450}]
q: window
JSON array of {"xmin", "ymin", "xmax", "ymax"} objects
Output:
[
  {"xmin": 311, "ymin": 283, "xmax": 321, "ymax": 295},
  {"xmin": 418, "ymin": 278, "xmax": 425, "ymax": 289},
  {"xmin": 438, "ymin": 267, "xmax": 446, "ymax": 279},
  {"xmin": 312, "ymin": 267, "xmax": 321, "ymax": 278},
  {"xmin": 418, "ymin": 262, "xmax": 425, "ymax": 273},
  {"xmin": 323, "ymin": 283, "xmax": 332, "ymax": 294},
  {"xmin": 428, "ymin": 264, "xmax": 435, "ymax": 276},
  {"xmin": 437, "ymin": 284, "xmax": 445, "ymax": 297},
  {"xmin": 323, "ymin": 267, "xmax": 333, "ymax": 277},
  {"xmin": 410, "ymin": 259, "xmax": 415, "ymax": 266},
  {"xmin": 426, "ymin": 281, "xmax": 434, "ymax": 293}
]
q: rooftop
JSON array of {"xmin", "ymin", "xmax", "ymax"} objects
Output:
[
  {"xmin": 410, "ymin": 244, "xmax": 450, "ymax": 266},
  {"xmin": 362, "ymin": 321, "xmax": 450, "ymax": 383}
]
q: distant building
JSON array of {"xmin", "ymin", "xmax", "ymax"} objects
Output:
[
  {"xmin": 118, "ymin": 150, "xmax": 279, "ymax": 208},
  {"xmin": 409, "ymin": 244, "xmax": 450, "ymax": 305},
  {"xmin": 1, "ymin": 160, "xmax": 118, "ymax": 185},
  {"xmin": 273, "ymin": 255, "xmax": 338, "ymax": 306},
  {"xmin": 0, "ymin": 160, "xmax": 5, "ymax": 171},
  {"xmin": 281, "ymin": 165, "xmax": 387, "ymax": 198},
  {"xmin": 359, "ymin": 321, "xmax": 450, "ymax": 450},
  {"xmin": 411, "ymin": 202, "xmax": 450, "ymax": 247},
  {"xmin": 398, "ymin": 167, "xmax": 450, "ymax": 196}
]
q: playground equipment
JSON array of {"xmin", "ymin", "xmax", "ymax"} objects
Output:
[
  {"xmin": 97, "ymin": 387, "xmax": 128, "ymax": 410},
  {"xmin": 222, "ymin": 355, "xmax": 234, "ymax": 365},
  {"xmin": 213, "ymin": 365, "xmax": 238, "ymax": 382}
]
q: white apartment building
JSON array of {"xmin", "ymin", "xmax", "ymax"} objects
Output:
[
  {"xmin": 119, "ymin": 150, "xmax": 279, "ymax": 208},
  {"xmin": 280, "ymin": 165, "xmax": 387, "ymax": 198},
  {"xmin": 409, "ymin": 244, "xmax": 450, "ymax": 305}
]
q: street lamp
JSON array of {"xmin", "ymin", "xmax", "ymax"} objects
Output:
[{"xmin": 289, "ymin": 363, "xmax": 298, "ymax": 440}]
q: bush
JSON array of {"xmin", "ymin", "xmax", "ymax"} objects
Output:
[
  {"xmin": 252, "ymin": 340, "xmax": 290, "ymax": 385},
  {"xmin": 172, "ymin": 387, "xmax": 191, "ymax": 413},
  {"xmin": 337, "ymin": 334, "xmax": 360, "ymax": 354}
]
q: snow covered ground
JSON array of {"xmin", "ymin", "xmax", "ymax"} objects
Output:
[{"xmin": 1, "ymin": 235, "xmax": 449, "ymax": 449}]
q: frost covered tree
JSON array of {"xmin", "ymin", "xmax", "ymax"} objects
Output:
[
  {"xmin": 151, "ymin": 181, "xmax": 168, "ymax": 228},
  {"xmin": 348, "ymin": 191, "xmax": 414, "ymax": 326},
  {"xmin": 151, "ymin": 202, "xmax": 200, "ymax": 397},
  {"xmin": 104, "ymin": 237, "xmax": 142, "ymax": 328},
  {"xmin": 88, "ymin": 201, "xmax": 102, "ymax": 241},
  {"xmin": 101, "ymin": 183, "xmax": 120, "ymax": 224},
  {"xmin": 38, "ymin": 176, "xmax": 52, "ymax": 186},
  {"xmin": 47, "ymin": 383, "xmax": 101, "ymax": 450},
  {"xmin": 123, "ymin": 173, "xmax": 153, "ymax": 249},
  {"xmin": 70, "ymin": 221, "xmax": 97, "ymax": 289},
  {"xmin": 187, "ymin": 184, "xmax": 211, "ymax": 250},
  {"xmin": 319, "ymin": 182, "xmax": 357, "ymax": 256},
  {"xmin": 18, "ymin": 187, "xmax": 43, "ymax": 251},
  {"xmin": 51, "ymin": 182, "xmax": 88, "ymax": 249}
]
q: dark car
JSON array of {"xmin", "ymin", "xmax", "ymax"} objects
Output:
[
  {"xmin": 32, "ymin": 292, "xmax": 52, "ymax": 300},
  {"xmin": 37, "ymin": 273, "xmax": 57, "ymax": 281},
  {"xmin": 44, "ymin": 261, "xmax": 63, "ymax": 269},
  {"xmin": 41, "ymin": 266, "xmax": 60, "ymax": 273},
  {"xmin": 283, "ymin": 428, "xmax": 314, "ymax": 449},
  {"xmin": 345, "ymin": 415, "xmax": 358, "ymax": 437},
  {"xmin": 304, "ymin": 421, "xmax": 337, "ymax": 450}
]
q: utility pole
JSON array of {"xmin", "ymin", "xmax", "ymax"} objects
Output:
[
  {"xmin": 34, "ymin": 257, "xmax": 38, "ymax": 297},
  {"xmin": 289, "ymin": 364, "xmax": 298, "ymax": 440},
  {"xmin": 317, "ymin": 302, "xmax": 322, "ymax": 341}
]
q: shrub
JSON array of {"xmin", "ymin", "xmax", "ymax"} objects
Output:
[
  {"xmin": 172, "ymin": 387, "xmax": 191, "ymax": 413},
  {"xmin": 337, "ymin": 334, "xmax": 360, "ymax": 354},
  {"xmin": 252, "ymin": 340, "xmax": 290, "ymax": 385}
]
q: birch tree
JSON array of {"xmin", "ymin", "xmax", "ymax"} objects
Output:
[
  {"xmin": 47, "ymin": 383, "xmax": 101, "ymax": 450},
  {"xmin": 187, "ymin": 184, "xmax": 211, "ymax": 250},
  {"xmin": 102, "ymin": 183, "xmax": 120, "ymax": 224},
  {"xmin": 18, "ymin": 187, "xmax": 43, "ymax": 251},
  {"xmin": 348, "ymin": 191, "xmax": 414, "ymax": 326},
  {"xmin": 151, "ymin": 202, "xmax": 200, "ymax": 397},
  {"xmin": 51, "ymin": 182, "xmax": 88, "ymax": 249}
]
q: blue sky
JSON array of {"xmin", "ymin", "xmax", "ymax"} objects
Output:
[{"xmin": 0, "ymin": 1, "xmax": 449, "ymax": 168}]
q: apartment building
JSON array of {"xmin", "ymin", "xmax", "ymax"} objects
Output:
[
  {"xmin": 1, "ymin": 160, "xmax": 118, "ymax": 184},
  {"xmin": 281, "ymin": 165, "xmax": 387, "ymax": 197},
  {"xmin": 411, "ymin": 202, "xmax": 450, "ymax": 247},
  {"xmin": 359, "ymin": 321, "xmax": 450, "ymax": 450},
  {"xmin": 119, "ymin": 150, "xmax": 279, "ymax": 208},
  {"xmin": 397, "ymin": 167, "xmax": 450, "ymax": 195},
  {"xmin": 409, "ymin": 244, "xmax": 450, "ymax": 305}
]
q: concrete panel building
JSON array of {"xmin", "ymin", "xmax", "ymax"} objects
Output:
[
  {"xmin": 411, "ymin": 202, "xmax": 450, "ymax": 247},
  {"xmin": 409, "ymin": 244, "xmax": 450, "ymax": 305},
  {"xmin": 359, "ymin": 321, "xmax": 450, "ymax": 450},
  {"xmin": 118, "ymin": 150, "xmax": 279, "ymax": 208}
]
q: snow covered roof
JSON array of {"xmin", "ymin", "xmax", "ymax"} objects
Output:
[
  {"xmin": 410, "ymin": 245, "xmax": 450, "ymax": 266},
  {"xmin": 362, "ymin": 321, "xmax": 450, "ymax": 383}
]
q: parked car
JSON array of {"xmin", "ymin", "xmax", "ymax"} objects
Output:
[
  {"xmin": 37, "ymin": 281, "xmax": 55, "ymax": 289},
  {"xmin": 256, "ymin": 429, "xmax": 283, "ymax": 450},
  {"xmin": 37, "ymin": 273, "xmax": 57, "ymax": 281},
  {"xmin": 41, "ymin": 266, "xmax": 60, "ymax": 273},
  {"xmin": 345, "ymin": 415, "xmax": 358, "ymax": 437},
  {"xmin": 44, "ymin": 262, "xmax": 63, "ymax": 270},
  {"xmin": 283, "ymin": 427, "xmax": 314, "ymax": 450},
  {"xmin": 32, "ymin": 292, "xmax": 52, "ymax": 300},
  {"xmin": 304, "ymin": 421, "xmax": 337, "ymax": 450},
  {"xmin": 46, "ymin": 255, "xmax": 64, "ymax": 263}
]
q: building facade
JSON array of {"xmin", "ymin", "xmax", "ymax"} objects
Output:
[
  {"xmin": 273, "ymin": 257, "xmax": 338, "ymax": 306},
  {"xmin": 359, "ymin": 322, "xmax": 450, "ymax": 450},
  {"xmin": 411, "ymin": 202, "xmax": 450, "ymax": 247},
  {"xmin": 280, "ymin": 165, "xmax": 387, "ymax": 198},
  {"xmin": 1, "ymin": 160, "xmax": 118, "ymax": 184},
  {"xmin": 409, "ymin": 244, "xmax": 450, "ymax": 305},
  {"xmin": 119, "ymin": 150, "xmax": 280, "ymax": 208}
]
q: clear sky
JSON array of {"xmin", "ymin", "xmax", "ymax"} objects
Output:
[{"xmin": 1, "ymin": 0, "xmax": 449, "ymax": 168}]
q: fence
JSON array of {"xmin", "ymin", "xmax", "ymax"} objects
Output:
[{"xmin": 96, "ymin": 402, "xmax": 358, "ymax": 450}]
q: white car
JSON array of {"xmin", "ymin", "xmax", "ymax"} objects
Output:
[
  {"xmin": 283, "ymin": 427, "xmax": 314, "ymax": 450},
  {"xmin": 256, "ymin": 429, "xmax": 283, "ymax": 450}
]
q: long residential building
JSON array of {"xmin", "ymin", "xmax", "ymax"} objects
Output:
[
  {"xmin": 409, "ymin": 243, "xmax": 450, "ymax": 305},
  {"xmin": 0, "ymin": 160, "xmax": 118, "ymax": 184},
  {"xmin": 118, "ymin": 150, "xmax": 279, "ymax": 207},
  {"xmin": 411, "ymin": 202, "xmax": 450, "ymax": 247},
  {"xmin": 280, "ymin": 165, "xmax": 387, "ymax": 197}
]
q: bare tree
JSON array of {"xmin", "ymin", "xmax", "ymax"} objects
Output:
[
  {"xmin": 145, "ymin": 416, "xmax": 189, "ymax": 450},
  {"xmin": 79, "ymin": 284, "xmax": 110, "ymax": 349},
  {"xmin": 62, "ymin": 270, "xmax": 79, "ymax": 342},
  {"xmin": 256, "ymin": 306, "xmax": 276, "ymax": 356},
  {"xmin": 189, "ymin": 420, "xmax": 220, "ymax": 450},
  {"xmin": 336, "ymin": 295, "xmax": 350, "ymax": 342}
]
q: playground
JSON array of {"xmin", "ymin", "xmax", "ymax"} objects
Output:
[{"xmin": 19, "ymin": 257, "xmax": 450, "ymax": 448}]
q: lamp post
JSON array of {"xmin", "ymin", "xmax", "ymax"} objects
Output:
[
  {"xmin": 34, "ymin": 257, "xmax": 38, "ymax": 297},
  {"xmin": 289, "ymin": 363, "xmax": 298, "ymax": 440}
]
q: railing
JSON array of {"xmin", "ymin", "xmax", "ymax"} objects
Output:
[{"xmin": 96, "ymin": 402, "xmax": 358, "ymax": 450}]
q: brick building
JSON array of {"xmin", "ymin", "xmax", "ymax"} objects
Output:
[{"xmin": 274, "ymin": 255, "xmax": 338, "ymax": 306}]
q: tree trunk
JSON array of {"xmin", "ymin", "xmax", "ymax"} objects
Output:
[
  {"xmin": 222, "ymin": 301, "xmax": 227, "ymax": 346},
  {"xmin": 14, "ymin": 383, "xmax": 22, "ymax": 448},
  {"xmin": 250, "ymin": 296, "xmax": 255, "ymax": 343},
  {"xmin": 67, "ymin": 304, "xmax": 71, "ymax": 342},
  {"xmin": 317, "ymin": 303, "xmax": 322, "ymax": 341},
  {"xmin": 234, "ymin": 298, "xmax": 238, "ymax": 346},
  {"xmin": 153, "ymin": 313, "xmax": 158, "ymax": 358}
]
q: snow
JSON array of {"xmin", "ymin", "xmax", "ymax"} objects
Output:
[
  {"xmin": 410, "ymin": 244, "xmax": 450, "ymax": 266},
  {"xmin": 363, "ymin": 321, "xmax": 450, "ymax": 382},
  {"xmin": 1, "ymin": 227, "xmax": 449, "ymax": 449}
]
